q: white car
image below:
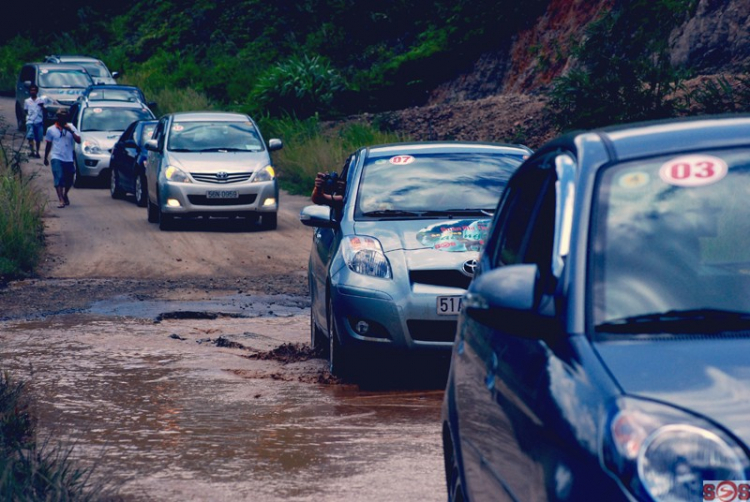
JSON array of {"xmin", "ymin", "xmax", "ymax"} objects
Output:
[{"xmin": 144, "ymin": 111, "xmax": 283, "ymax": 231}]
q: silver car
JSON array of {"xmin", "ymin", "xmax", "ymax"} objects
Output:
[
  {"xmin": 44, "ymin": 55, "xmax": 118, "ymax": 85},
  {"xmin": 70, "ymin": 100, "xmax": 155, "ymax": 186},
  {"xmin": 145, "ymin": 112, "xmax": 283, "ymax": 231},
  {"xmin": 299, "ymin": 142, "xmax": 532, "ymax": 380}
]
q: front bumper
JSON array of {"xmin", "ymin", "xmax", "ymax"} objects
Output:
[
  {"xmin": 159, "ymin": 179, "xmax": 278, "ymax": 217},
  {"xmin": 75, "ymin": 149, "xmax": 111, "ymax": 178}
]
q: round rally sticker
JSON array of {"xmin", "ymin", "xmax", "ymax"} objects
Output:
[
  {"xmin": 659, "ymin": 155, "xmax": 728, "ymax": 187},
  {"xmin": 390, "ymin": 155, "xmax": 415, "ymax": 165}
]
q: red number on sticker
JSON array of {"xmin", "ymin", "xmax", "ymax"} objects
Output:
[
  {"xmin": 695, "ymin": 161, "xmax": 716, "ymax": 178},
  {"xmin": 670, "ymin": 162, "xmax": 691, "ymax": 180}
]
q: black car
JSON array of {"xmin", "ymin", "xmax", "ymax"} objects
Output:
[
  {"xmin": 109, "ymin": 119, "xmax": 158, "ymax": 206},
  {"xmin": 442, "ymin": 115, "xmax": 750, "ymax": 502}
]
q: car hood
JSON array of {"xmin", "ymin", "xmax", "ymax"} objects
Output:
[
  {"xmin": 79, "ymin": 131, "xmax": 122, "ymax": 149},
  {"xmin": 42, "ymin": 88, "xmax": 86, "ymax": 104},
  {"xmin": 165, "ymin": 151, "xmax": 270, "ymax": 173},
  {"xmin": 353, "ymin": 217, "xmax": 492, "ymax": 253},
  {"xmin": 595, "ymin": 337, "xmax": 750, "ymax": 444}
]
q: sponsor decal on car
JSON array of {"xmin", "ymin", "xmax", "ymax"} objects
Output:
[
  {"xmin": 416, "ymin": 219, "xmax": 491, "ymax": 252},
  {"xmin": 659, "ymin": 154, "xmax": 728, "ymax": 187}
]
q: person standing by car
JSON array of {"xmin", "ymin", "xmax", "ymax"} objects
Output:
[
  {"xmin": 24, "ymin": 85, "xmax": 47, "ymax": 158},
  {"xmin": 43, "ymin": 110, "xmax": 81, "ymax": 208}
]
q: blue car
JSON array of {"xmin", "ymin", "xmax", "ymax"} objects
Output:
[
  {"xmin": 299, "ymin": 142, "xmax": 531, "ymax": 380},
  {"xmin": 442, "ymin": 115, "xmax": 750, "ymax": 501}
]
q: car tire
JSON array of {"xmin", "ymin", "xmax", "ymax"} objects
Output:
[
  {"xmin": 134, "ymin": 174, "xmax": 148, "ymax": 207},
  {"xmin": 446, "ymin": 438, "xmax": 465, "ymax": 502},
  {"xmin": 147, "ymin": 197, "xmax": 159, "ymax": 223},
  {"xmin": 261, "ymin": 212, "xmax": 277, "ymax": 230},
  {"xmin": 110, "ymin": 168, "xmax": 125, "ymax": 199},
  {"xmin": 158, "ymin": 205, "xmax": 175, "ymax": 231},
  {"xmin": 311, "ymin": 308, "xmax": 328, "ymax": 357},
  {"xmin": 73, "ymin": 160, "xmax": 85, "ymax": 188},
  {"xmin": 328, "ymin": 298, "xmax": 355, "ymax": 379}
]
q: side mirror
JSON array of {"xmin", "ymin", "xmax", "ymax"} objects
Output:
[
  {"xmin": 144, "ymin": 139, "xmax": 159, "ymax": 152},
  {"xmin": 464, "ymin": 264, "xmax": 555, "ymax": 337},
  {"xmin": 267, "ymin": 138, "xmax": 283, "ymax": 151},
  {"xmin": 299, "ymin": 204, "xmax": 338, "ymax": 229},
  {"xmin": 112, "ymin": 72, "xmax": 120, "ymax": 79},
  {"xmin": 147, "ymin": 101, "xmax": 158, "ymax": 110}
]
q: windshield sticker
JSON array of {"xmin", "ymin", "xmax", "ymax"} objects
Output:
[
  {"xmin": 92, "ymin": 108, "xmax": 102, "ymax": 113},
  {"xmin": 417, "ymin": 219, "xmax": 491, "ymax": 252},
  {"xmin": 41, "ymin": 69, "xmax": 49, "ymax": 74},
  {"xmin": 389, "ymin": 155, "xmax": 415, "ymax": 165},
  {"xmin": 172, "ymin": 124, "xmax": 184, "ymax": 132},
  {"xmin": 618, "ymin": 172, "xmax": 650, "ymax": 189},
  {"xmin": 90, "ymin": 92, "xmax": 99, "ymax": 97},
  {"xmin": 659, "ymin": 155, "xmax": 728, "ymax": 187}
]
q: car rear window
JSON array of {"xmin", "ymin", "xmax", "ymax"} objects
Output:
[{"xmin": 592, "ymin": 148, "xmax": 750, "ymax": 328}]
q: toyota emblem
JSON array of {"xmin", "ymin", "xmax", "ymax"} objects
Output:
[
  {"xmin": 461, "ymin": 259, "xmax": 478, "ymax": 277},
  {"xmin": 216, "ymin": 171, "xmax": 229, "ymax": 181}
]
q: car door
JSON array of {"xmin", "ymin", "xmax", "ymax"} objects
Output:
[
  {"xmin": 454, "ymin": 152, "xmax": 563, "ymax": 502},
  {"xmin": 309, "ymin": 154, "xmax": 356, "ymax": 330},
  {"xmin": 146, "ymin": 117, "xmax": 169, "ymax": 203},
  {"xmin": 113, "ymin": 122, "xmax": 139, "ymax": 190}
]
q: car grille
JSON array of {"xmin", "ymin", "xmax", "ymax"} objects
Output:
[
  {"xmin": 409, "ymin": 270, "xmax": 471, "ymax": 289},
  {"xmin": 187, "ymin": 194, "xmax": 257, "ymax": 206},
  {"xmin": 190, "ymin": 172, "xmax": 253, "ymax": 184},
  {"xmin": 407, "ymin": 320, "xmax": 458, "ymax": 343}
]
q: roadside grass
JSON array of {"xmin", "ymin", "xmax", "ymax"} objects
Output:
[
  {"xmin": 259, "ymin": 115, "xmax": 406, "ymax": 195},
  {"xmin": 0, "ymin": 126, "xmax": 45, "ymax": 282}
]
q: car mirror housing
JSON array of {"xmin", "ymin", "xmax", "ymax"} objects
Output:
[
  {"xmin": 299, "ymin": 205, "xmax": 338, "ymax": 229},
  {"xmin": 464, "ymin": 264, "xmax": 556, "ymax": 337},
  {"xmin": 267, "ymin": 138, "xmax": 283, "ymax": 151},
  {"xmin": 112, "ymin": 71, "xmax": 120, "ymax": 79},
  {"xmin": 144, "ymin": 139, "xmax": 159, "ymax": 152}
]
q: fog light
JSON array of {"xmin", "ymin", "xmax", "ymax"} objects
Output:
[
  {"xmin": 84, "ymin": 159, "xmax": 98, "ymax": 167},
  {"xmin": 354, "ymin": 320, "xmax": 370, "ymax": 335},
  {"xmin": 166, "ymin": 198, "xmax": 181, "ymax": 207},
  {"xmin": 263, "ymin": 197, "xmax": 276, "ymax": 207}
]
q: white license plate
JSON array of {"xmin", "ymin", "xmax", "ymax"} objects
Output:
[
  {"xmin": 437, "ymin": 296, "xmax": 462, "ymax": 315},
  {"xmin": 206, "ymin": 190, "xmax": 238, "ymax": 199}
]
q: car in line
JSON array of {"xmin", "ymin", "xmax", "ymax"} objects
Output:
[
  {"xmin": 144, "ymin": 111, "xmax": 283, "ymax": 231},
  {"xmin": 442, "ymin": 115, "xmax": 750, "ymax": 502},
  {"xmin": 70, "ymin": 100, "xmax": 156, "ymax": 187},
  {"xmin": 15, "ymin": 62, "xmax": 94, "ymax": 130},
  {"xmin": 44, "ymin": 54, "xmax": 118, "ymax": 85},
  {"xmin": 109, "ymin": 119, "xmax": 158, "ymax": 206},
  {"xmin": 76, "ymin": 84, "xmax": 155, "ymax": 110},
  {"xmin": 299, "ymin": 142, "xmax": 532, "ymax": 380}
]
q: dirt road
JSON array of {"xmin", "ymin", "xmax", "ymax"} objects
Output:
[{"xmin": 0, "ymin": 96, "xmax": 445, "ymax": 501}]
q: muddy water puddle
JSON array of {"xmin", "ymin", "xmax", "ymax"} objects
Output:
[{"xmin": 0, "ymin": 299, "xmax": 445, "ymax": 501}]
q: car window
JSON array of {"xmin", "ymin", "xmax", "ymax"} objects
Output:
[
  {"xmin": 355, "ymin": 150, "xmax": 526, "ymax": 217},
  {"xmin": 20, "ymin": 66, "xmax": 35, "ymax": 83},
  {"xmin": 81, "ymin": 107, "xmax": 154, "ymax": 132},
  {"xmin": 38, "ymin": 70, "xmax": 91, "ymax": 88},
  {"xmin": 592, "ymin": 148, "xmax": 750, "ymax": 327},
  {"xmin": 77, "ymin": 62, "xmax": 109, "ymax": 78},
  {"xmin": 167, "ymin": 121, "xmax": 263, "ymax": 152},
  {"xmin": 87, "ymin": 89, "xmax": 142, "ymax": 102}
]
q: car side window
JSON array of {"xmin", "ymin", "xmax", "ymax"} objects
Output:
[
  {"xmin": 20, "ymin": 66, "xmax": 35, "ymax": 84},
  {"xmin": 154, "ymin": 118, "xmax": 168, "ymax": 150}
]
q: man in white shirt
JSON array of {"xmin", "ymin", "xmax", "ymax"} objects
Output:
[
  {"xmin": 44, "ymin": 110, "xmax": 81, "ymax": 208},
  {"xmin": 24, "ymin": 85, "xmax": 47, "ymax": 158}
]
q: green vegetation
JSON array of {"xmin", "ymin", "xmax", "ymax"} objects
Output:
[{"xmin": 0, "ymin": 126, "xmax": 45, "ymax": 282}]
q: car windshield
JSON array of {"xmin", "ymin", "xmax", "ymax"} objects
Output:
[
  {"xmin": 81, "ymin": 107, "xmax": 154, "ymax": 132},
  {"xmin": 593, "ymin": 149, "xmax": 750, "ymax": 333},
  {"xmin": 167, "ymin": 121, "xmax": 264, "ymax": 152},
  {"xmin": 77, "ymin": 62, "xmax": 110, "ymax": 78},
  {"xmin": 355, "ymin": 150, "xmax": 528, "ymax": 217},
  {"xmin": 38, "ymin": 70, "xmax": 92, "ymax": 88},
  {"xmin": 87, "ymin": 89, "xmax": 142, "ymax": 102}
]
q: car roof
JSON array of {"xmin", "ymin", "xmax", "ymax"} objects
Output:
[
  {"xmin": 84, "ymin": 84, "xmax": 141, "ymax": 91},
  {"xmin": 29, "ymin": 62, "xmax": 90, "ymax": 71},
  {"xmin": 169, "ymin": 112, "xmax": 251, "ymax": 122},
  {"xmin": 47, "ymin": 55, "xmax": 103, "ymax": 63},
  {"xmin": 365, "ymin": 141, "xmax": 533, "ymax": 155},
  {"xmin": 80, "ymin": 100, "xmax": 152, "ymax": 110}
]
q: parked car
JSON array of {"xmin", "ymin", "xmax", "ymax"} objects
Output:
[
  {"xmin": 70, "ymin": 100, "xmax": 155, "ymax": 187},
  {"xmin": 15, "ymin": 62, "xmax": 93, "ymax": 130},
  {"xmin": 109, "ymin": 119, "xmax": 158, "ymax": 206},
  {"xmin": 76, "ymin": 84, "xmax": 156, "ymax": 111},
  {"xmin": 44, "ymin": 54, "xmax": 118, "ymax": 85},
  {"xmin": 442, "ymin": 115, "xmax": 750, "ymax": 502},
  {"xmin": 144, "ymin": 111, "xmax": 283, "ymax": 231},
  {"xmin": 299, "ymin": 142, "xmax": 532, "ymax": 380}
]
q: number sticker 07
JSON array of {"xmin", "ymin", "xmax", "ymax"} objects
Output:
[{"xmin": 659, "ymin": 155, "xmax": 728, "ymax": 187}]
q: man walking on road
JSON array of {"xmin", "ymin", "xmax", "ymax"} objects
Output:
[
  {"xmin": 24, "ymin": 84, "xmax": 47, "ymax": 158},
  {"xmin": 44, "ymin": 110, "xmax": 80, "ymax": 208}
]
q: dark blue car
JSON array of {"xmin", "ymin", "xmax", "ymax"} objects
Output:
[
  {"xmin": 109, "ymin": 119, "xmax": 158, "ymax": 206},
  {"xmin": 442, "ymin": 115, "xmax": 750, "ymax": 502}
]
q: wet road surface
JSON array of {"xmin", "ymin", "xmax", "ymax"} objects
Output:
[{"xmin": 0, "ymin": 293, "xmax": 446, "ymax": 501}]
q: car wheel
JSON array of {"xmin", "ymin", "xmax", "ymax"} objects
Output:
[
  {"xmin": 310, "ymin": 308, "xmax": 328, "ymax": 357},
  {"xmin": 328, "ymin": 298, "xmax": 354, "ymax": 379},
  {"xmin": 158, "ymin": 204, "xmax": 175, "ymax": 231},
  {"xmin": 147, "ymin": 196, "xmax": 159, "ymax": 223},
  {"xmin": 73, "ymin": 160, "xmax": 85, "ymax": 188},
  {"xmin": 135, "ymin": 174, "xmax": 148, "ymax": 207},
  {"xmin": 446, "ymin": 438, "xmax": 465, "ymax": 502},
  {"xmin": 261, "ymin": 212, "xmax": 277, "ymax": 230},
  {"xmin": 110, "ymin": 168, "xmax": 125, "ymax": 199}
]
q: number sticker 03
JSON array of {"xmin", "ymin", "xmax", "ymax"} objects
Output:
[{"xmin": 659, "ymin": 155, "xmax": 728, "ymax": 187}]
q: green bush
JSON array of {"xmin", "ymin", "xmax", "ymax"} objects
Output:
[{"xmin": 0, "ymin": 36, "xmax": 38, "ymax": 95}]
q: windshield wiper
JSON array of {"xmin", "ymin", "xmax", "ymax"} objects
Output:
[
  {"xmin": 196, "ymin": 147, "xmax": 246, "ymax": 152},
  {"xmin": 362, "ymin": 209, "xmax": 421, "ymax": 218},
  {"xmin": 596, "ymin": 308, "xmax": 750, "ymax": 334},
  {"xmin": 421, "ymin": 209, "xmax": 494, "ymax": 217}
]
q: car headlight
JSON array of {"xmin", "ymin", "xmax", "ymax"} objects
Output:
[
  {"xmin": 602, "ymin": 397, "xmax": 748, "ymax": 501},
  {"xmin": 164, "ymin": 165, "xmax": 191, "ymax": 183},
  {"xmin": 341, "ymin": 235, "xmax": 392, "ymax": 279},
  {"xmin": 252, "ymin": 165, "xmax": 275, "ymax": 183},
  {"xmin": 82, "ymin": 139, "xmax": 103, "ymax": 155}
]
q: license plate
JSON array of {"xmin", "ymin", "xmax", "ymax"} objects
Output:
[
  {"xmin": 206, "ymin": 190, "xmax": 238, "ymax": 199},
  {"xmin": 437, "ymin": 296, "xmax": 462, "ymax": 315}
]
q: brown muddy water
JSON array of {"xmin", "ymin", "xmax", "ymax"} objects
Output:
[{"xmin": 0, "ymin": 295, "xmax": 446, "ymax": 501}]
